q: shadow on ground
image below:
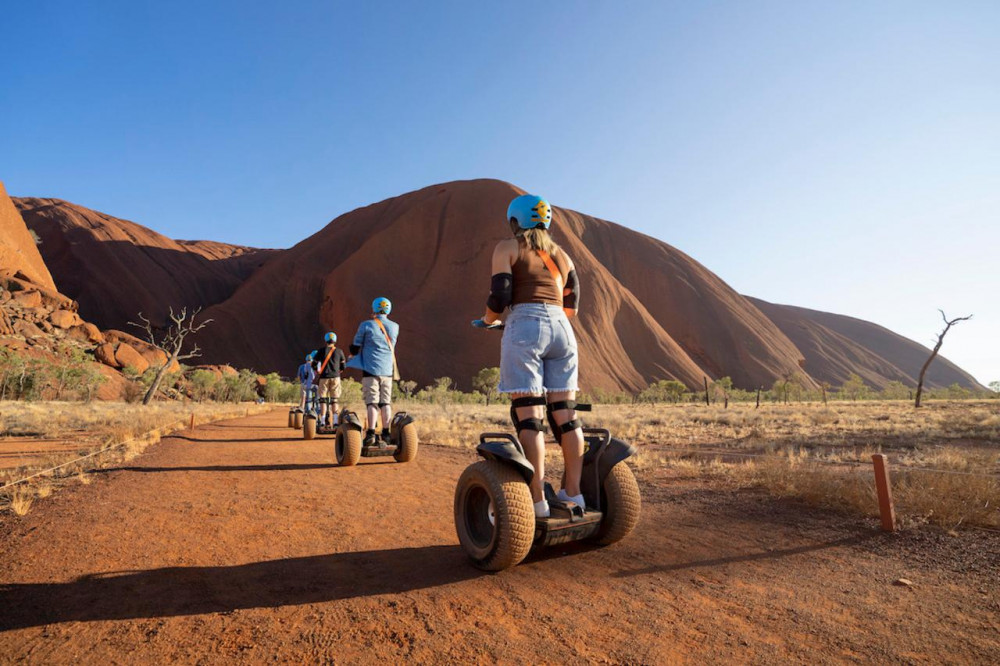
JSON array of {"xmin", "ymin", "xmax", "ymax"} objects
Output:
[
  {"xmin": 97, "ymin": 463, "xmax": 340, "ymax": 473},
  {"xmin": 0, "ymin": 545, "xmax": 481, "ymax": 630}
]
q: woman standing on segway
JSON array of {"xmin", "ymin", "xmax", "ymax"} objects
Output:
[{"xmin": 473, "ymin": 194, "xmax": 584, "ymax": 519}]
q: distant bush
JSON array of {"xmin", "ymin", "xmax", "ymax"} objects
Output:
[{"xmin": 0, "ymin": 347, "xmax": 105, "ymax": 401}]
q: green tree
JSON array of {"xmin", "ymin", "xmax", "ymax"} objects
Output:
[
  {"xmin": 988, "ymin": 380, "xmax": 1000, "ymax": 394},
  {"xmin": 472, "ymin": 367, "xmax": 501, "ymax": 405},
  {"xmin": 638, "ymin": 379, "xmax": 688, "ymax": 404},
  {"xmin": 397, "ymin": 380, "xmax": 417, "ymax": 399},
  {"xmin": 839, "ymin": 373, "xmax": 870, "ymax": 401},
  {"xmin": 880, "ymin": 380, "xmax": 909, "ymax": 400}
]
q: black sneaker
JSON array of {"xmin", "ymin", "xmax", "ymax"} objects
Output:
[{"xmin": 363, "ymin": 430, "xmax": 377, "ymax": 447}]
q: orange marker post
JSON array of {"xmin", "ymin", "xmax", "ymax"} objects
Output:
[{"xmin": 872, "ymin": 454, "xmax": 896, "ymax": 532}]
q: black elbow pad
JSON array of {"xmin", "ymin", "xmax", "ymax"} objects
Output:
[
  {"xmin": 487, "ymin": 272, "xmax": 513, "ymax": 313},
  {"xmin": 564, "ymin": 269, "xmax": 580, "ymax": 310}
]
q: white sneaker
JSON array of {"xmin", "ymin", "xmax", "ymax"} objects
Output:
[
  {"xmin": 557, "ymin": 489, "xmax": 586, "ymax": 511},
  {"xmin": 534, "ymin": 499, "xmax": 550, "ymax": 518}
]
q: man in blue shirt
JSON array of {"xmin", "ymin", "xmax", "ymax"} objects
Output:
[{"xmin": 346, "ymin": 296, "xmax": 399, "ymax": 446}]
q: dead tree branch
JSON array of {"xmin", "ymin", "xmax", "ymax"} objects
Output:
[
  {"xmin": 129, "ymin": 306, "xmax": 213, "ymax": 405},
  {"xmin": 914, "ymin": 310, "xmax": 972, "ymax": 408}
]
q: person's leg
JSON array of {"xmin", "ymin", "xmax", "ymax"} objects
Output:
[
  {"xmin": 379, "ymin": 377, "xmax": 392, "ymax": 440},
  {"xmin": 318, "ymin": 380, "xmax": 329, "ymax": 423},
  {"xmin": 362, "ymin": 377, "xmax": 379, "ymax": 443},
  {"xmin": 299, "ymin": 386, "xmax": 307, "ymax": 410},
  {"xmin": 547, "ymin": 390, "xmax": 584, "ymax": 497},
  {"xmin": 543, "ymin": 315, "xmax": 584, "ymax": 502},
  {"xmin": 331, "ymin": 378, "xmax": 341, "ymax": 425},
  {"xmin": 511, "ymin": 392, "xmax": 546, "ymax": 503}
]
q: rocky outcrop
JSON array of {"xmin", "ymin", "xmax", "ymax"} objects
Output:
[
  {"xmin": 0, "ymin": 181, "xmax": 56, "ymax": 291},
  {"xmin": 14, "ymin": 197, "xmax": 277, "ymax": 331}
]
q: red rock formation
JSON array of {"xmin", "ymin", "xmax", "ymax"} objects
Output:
[
  {"xmin": 194, "ymin": 179, "xmax": 813, "ymax": 391},
  {"xmin": 0, "ymin": 182, "xmax": 56, "ymax": 291},
  {"xmin": 748, "ymin": 298, "xmax": 984, "ymax": 390},
  {"xmin": 13, "ymin": 197, "xmax": 278, "ymax": 330}
]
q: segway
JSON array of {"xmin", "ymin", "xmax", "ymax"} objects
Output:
[
  {"xmin": 333, "ymin": 409, "xmax": 418, "ymax": 466},
  {"xmin": 301, "ymin": 386, "xmax": 318, "ymax": 439},
  {"xmin": 454, "ymin": 428, "xmax": 641, "ymax": 571}
]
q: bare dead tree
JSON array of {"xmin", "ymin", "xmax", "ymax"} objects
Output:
[
  {"xmin": 914, "ymin": 310, "xmax": 972, "ymax": 408},
  {"xmin": 129, "ymin": 306, "xmax": 212, "ymax": 405}
]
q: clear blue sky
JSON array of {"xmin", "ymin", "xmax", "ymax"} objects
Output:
[{"xmin": 2, "ymin": 1, "xmax": 997, "ymax": 385}]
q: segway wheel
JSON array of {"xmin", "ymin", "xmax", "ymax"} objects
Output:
[
  {"xmin": 293, "ymin": 411, "xmax": 303, "ymax": 429},
  {"xmin": 303, "ymin": 416, "xmax": 316, "ymax": 440},
  {"xmin": 454, "ymin": 460, "xmax": 534, "ymax": 571},
  {"xmin": 393, "ymin": 422, "xmax": 418, "ymax": 463},
  {"xmin": 335, "ymin": 427, "xmax": 362, "ymax": 467},
  {"xmin": 593, "ymin": 462, "xmax": 641, "ymax": 545},
  {"xmin": 288, "ymin": 411, "xmax": 295, "ymax": 428}
]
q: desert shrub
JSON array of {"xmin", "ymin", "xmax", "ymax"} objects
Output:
[
  {"xmin": 0, "ymin": 347, "xmax": 104, "ymax": 401},
  {"xmin": 637, "ymin": 379, "xmax": 688, "ymax": 404},
  {"xmin": 0, "ymin": 349, "xmax": 46, "ymax": 400},
  {"xmin": 879, "ymin": 380, "xmax": 911, "ymax": 400},
  {"xmin": 215, "ymin": 369, "xmax": 258, "ymax": 403},
  {"xmin": 262, "ymin": 372, "xmax": 300, "ymax": 403}
]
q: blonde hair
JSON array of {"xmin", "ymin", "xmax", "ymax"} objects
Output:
[{"xmin": 518, "ymin": 228, "xmax": 558, "ymax": 254}]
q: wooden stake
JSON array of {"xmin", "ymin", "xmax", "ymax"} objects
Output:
[
  {"xmin": 756, "ymin": 387, "xmax": 761, "ymax": 409},
  {"xmin": 872, "ymin": 454, "xmax": 896, "ymax": 532},
  {"xmin": 703, "ymin": 377, "xmax": 710, "ymax": 406},
  {"xmin": 189, "ymin": 413, "xmax": 195, "ymax": 429}
]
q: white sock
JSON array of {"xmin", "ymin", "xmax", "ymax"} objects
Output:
[
  {"xmin": 557, "ymin": 489, "xmax": 586, "ymax": 510},
  {"xmin": 534, "ymin": 499, "xmax": 550, "ymax": 518}
]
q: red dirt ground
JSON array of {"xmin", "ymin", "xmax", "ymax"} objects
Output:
[{"xmin": 1, "ymin": 410, "xmax": 998, "ymax": 664}]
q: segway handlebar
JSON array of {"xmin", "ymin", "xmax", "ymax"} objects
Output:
[
  {"xmin": 471, "ymin": 319, "xmax": 504, "ymax": 330},
  {"xmin": 479, "ymin": 432, "xmax": 519, "ymax": 446}
]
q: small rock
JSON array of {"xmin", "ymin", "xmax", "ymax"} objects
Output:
[
  {"xmin": 893, "ymin": 578, "xmax": 914, "ymax": 587},
  {"xmin": 13, "ymin": 290, "xmax": 42, "ymax": 308},
  {"xmin": 94, "ymin": 342, "xmax": 120, "ymax": 368},
  {"xmin": 114, "ymin": 343, "xmax": 150, "ymax": 374},
  {"xmin": 49, "ymin": 309, "xmax": 82, "ymax": 329}
]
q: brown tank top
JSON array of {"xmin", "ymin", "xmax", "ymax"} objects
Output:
[{"xmin": 511, "ymin": 240, "xmax": 570, "ymax": 306}]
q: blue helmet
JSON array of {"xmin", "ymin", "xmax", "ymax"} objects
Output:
[
  {"xmin": 304, "ymin": 354, "xmax": 313, "ymax": 363},
  {"xmin": 324, "ymin": 331, "xmax": 337, "ymax": 344},
  {"xmin": 507, "ymin": 194, "xmax": 552, "ymax": 230},
  {"xmin": 372, "ymin": 297, "xmax": 392, "ymax": 315}
]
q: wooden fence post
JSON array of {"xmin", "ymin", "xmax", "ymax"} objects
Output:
[
  {"xmin": 189, "ymin": 413, "xmax": 195, "ymax": 430},
  {"xmin": 703, "ymin": 377, "xmax": 710, "ymax": 406},
  {"xmin": 872, "ymin": 454, "xmax": 896, "ymax": 532}
]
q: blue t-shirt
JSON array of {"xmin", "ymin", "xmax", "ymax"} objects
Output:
[
  {"xmin": 297, "ymin": 363, "xmax": 315, "ymax": 386},
  {"xmin": 346, "ymin": 316, "xmax": 399, "ymax": 377}
]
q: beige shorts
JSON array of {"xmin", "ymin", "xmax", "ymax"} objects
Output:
[
  {"xmin": 362, "ymin": 376, "xmax": 393, "ymax": 406},
  {"xmin": 318, "ymin": 377, "xmax": 341, "ymax": 400}
]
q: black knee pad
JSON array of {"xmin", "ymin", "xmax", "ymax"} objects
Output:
[
  {"xmin": 546, "ymin": 399, "xmax": 592, "ymax": 443},
  {"xmin": 510, "ymin": 396, "xmax": 547, "ymax": 436}
]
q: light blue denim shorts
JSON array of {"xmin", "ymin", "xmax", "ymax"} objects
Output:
[{"xmin": 499, "ymin": 303, "xmax": 579, "ymax": 394}]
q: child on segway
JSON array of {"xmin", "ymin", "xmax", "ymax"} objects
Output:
[
  {"xmin": 296, "ymin": 353, "xmax": 316, "ymax": 411},
  {"xmin": 316, "ymin": 332, "xmax": 347, "ymax": 429}
]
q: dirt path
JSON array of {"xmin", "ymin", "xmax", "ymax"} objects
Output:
[{"xmin": 1, "ymin": 411, "xmax": 998, "ymax": 664}]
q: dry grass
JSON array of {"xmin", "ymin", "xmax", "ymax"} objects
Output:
[
  {"xmin": 403, "ymin": 399, "xmax": 999, "ymax": 530},
  {"xmin": 1, "ymin": 401, "xmax": 273, "ymax": 514}
]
